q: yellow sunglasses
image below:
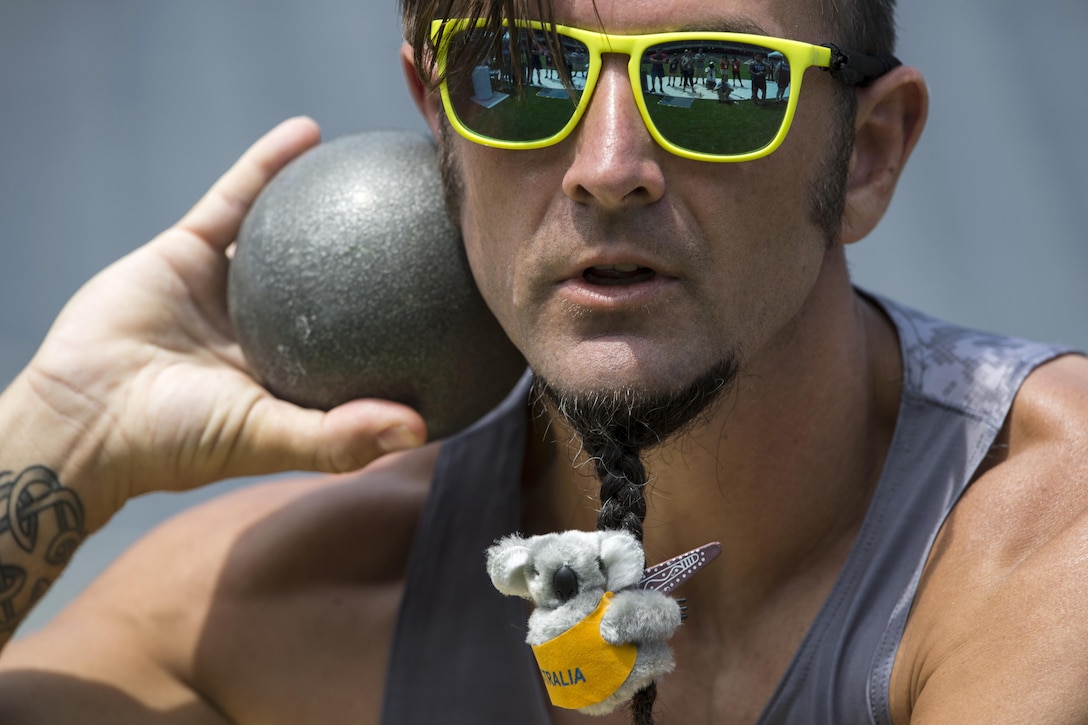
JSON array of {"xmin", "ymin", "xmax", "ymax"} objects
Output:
[{"xmin": 431, "ymin": 18, "xmax": 899, "ymax": 163}]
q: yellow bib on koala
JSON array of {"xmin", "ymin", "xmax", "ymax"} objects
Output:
[{"xmin": 530, "ymin": 592, "xmax": 638, "ymax": 709}]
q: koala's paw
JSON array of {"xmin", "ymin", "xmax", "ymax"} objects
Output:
[
  {"xmin": 578, "ymin": 639, "xmax": 676, "ymax": 717},
  {"xmin": 599, "ymin": 589, "xmax": 683, "ymax": 646}
]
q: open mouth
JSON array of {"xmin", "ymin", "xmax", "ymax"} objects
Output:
[{"xmin": 583, "ymin": 264, "xmax": 656, "ymax": 286}]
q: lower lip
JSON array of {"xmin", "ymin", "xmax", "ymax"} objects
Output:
[{"xmin": 556, "ymin": 274, "xmax": 677, "ymax": 309}]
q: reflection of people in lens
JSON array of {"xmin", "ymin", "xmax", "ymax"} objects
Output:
[
  {"xmin": 569, "ymin": 49, "xmax": 588, "ymax": 80},
  {"xmin": 544, "ymin": 47, "xmax": 557, "ymax": 80},
  {"xmin": 774, "ymin": 57, "xmax": 790, "ymax": 101},
  {"xmin": 730, "ymin": 56, "xmax": 745, "ymax": 87},
  {"xmin": 499, "ymin": 34, "xmax": 513, "ymax": 83},
  {"xmin": 648, "ymin": 49, "xmax": 667, "ymax": 93},
  {"xmin": 748, "ymin": 52, "xmax": 769, "ymax": 103},
  {"xmin": 680, "ymin": 48, "xmax": 695, "ymax": 91},
  {"xmin": 530, "ymin": 42, "xmax": 543, "ymax": 85},
  {"xmin": 668, "ymin": 53, "xmax": 680, "ymax": 86},
  {"xmin": 704, "ymin": 62, "xmax": 717, "ymax": 91},
  {"xmin": 717, "ymin": 81, "xmax": 735, "ymax": 104}
]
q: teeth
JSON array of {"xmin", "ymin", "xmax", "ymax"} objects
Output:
[{"xmin": 594, "ymin": 264, "xmax": 641, "ymax": 272}]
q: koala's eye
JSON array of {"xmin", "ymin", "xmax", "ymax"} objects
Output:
[
  {"xmin": 527, "ymin": 564, "xmax": 538, "ymax": 578},
  {"xmin": 597, "ymin": 557, "xmax": 607, "ymax": 577}
]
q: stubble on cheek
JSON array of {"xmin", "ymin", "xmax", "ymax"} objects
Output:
[
  {"xmin": 433, "ymin": 114, "xmax": 534, "ymax": 354},
  {"xmin": 807, "ymin": 87, "xmax": 856, "ymax": 246},
  {"xmin": 436, "ymin": 114, "xmax": 466, "ymax": 229}
]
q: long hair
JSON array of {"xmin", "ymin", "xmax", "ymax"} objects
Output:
[{"xmin": 399, "ymin": 0, "xmax": 564, "ymax": 94}]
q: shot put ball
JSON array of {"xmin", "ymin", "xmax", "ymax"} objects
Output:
[{"xmin": 228, "ymin": 129, "xmax": 526, "ymax": 441}]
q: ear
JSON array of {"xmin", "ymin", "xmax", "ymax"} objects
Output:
[
  {"xmin": 486, "ymin": 536, "xmax": 534, "ymax": 599},
  {"xmin": 840, "ymin": 64, "xmax": 929, "ymax": 245},
  {"xmin": 401, "ymin": 41, "xmax": 444, "ymax": 141},
  {"xmin": 598, "ymin": 530, "xmax": 645, "ymax": 590}
]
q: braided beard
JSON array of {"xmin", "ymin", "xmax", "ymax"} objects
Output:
[
  {"xmin": 532, "ymin": 358, "xmax": 737, "ymax": 724},
  {"xmin": 532, "ymin": 357, "xmax": 738, "ymax": 540}
]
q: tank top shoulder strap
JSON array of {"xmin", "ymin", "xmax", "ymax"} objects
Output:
[
  {"xmin": 380, "ymin": 371, "xmax": 552, "ymax": 725},
  {"xmin": 757, "ymin": 291, "xmax": 1072, "ymax": 724}
]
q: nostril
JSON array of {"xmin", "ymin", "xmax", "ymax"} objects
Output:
[{"xmin": 553, "ymin": 564, "xmax": 579, "ymax": 603}]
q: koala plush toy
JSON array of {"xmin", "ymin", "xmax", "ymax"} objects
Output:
[{"xmin": 486, "ymin": 529, "xmax": 684, "ymax": 715}]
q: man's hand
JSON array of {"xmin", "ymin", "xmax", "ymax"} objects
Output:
[{"xmin": 3, "ymin": 117, "xmax": 427, "ymax": 531}]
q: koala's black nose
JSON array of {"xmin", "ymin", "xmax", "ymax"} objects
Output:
[{"xmin": 553, "ymin": 564, "xmax": 579, "ymax": 603}]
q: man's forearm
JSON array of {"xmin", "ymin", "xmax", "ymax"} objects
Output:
[
  {"xmin": 0, "ymin": 465, "xmax": 86, "ymax": 639},
  {"xmin": 0, "ymin": 373, "xmax": 106, "ymax": 647}
]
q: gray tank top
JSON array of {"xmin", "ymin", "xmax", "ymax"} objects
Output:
[{"xmin": 380, "ymin": 293, "xmax": 1070, "ymax": 724}]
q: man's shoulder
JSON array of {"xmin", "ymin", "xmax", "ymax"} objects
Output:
[
  {"xmin": 934, "ymin": 352, "xmax": 1088, "ymax": 593},
  {"xmin": 890, "ymin": 353, "xmax": 1088, "ymax": 722},
  {"xmin": 1012, "ymin": 350, "xmax": 1088, "ymax": 428},
  {"xmin": 957, "ymin": 352, "xmax": 1088, "ymax": 578},
  {"xmin": 986, "ymin": 352, "xmax": 1088, "ymax": 507}
]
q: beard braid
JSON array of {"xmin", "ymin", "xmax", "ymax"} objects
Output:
[
  {"xmin": 534, "ymin": 358, "xmax": 739, "ymax": 532},
  {"xmin": 534, "ymin": 358, "xmax": 738, "ymax": 724}
]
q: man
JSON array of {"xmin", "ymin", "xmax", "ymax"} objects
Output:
[
  {"xmin": 730, "ymin": 55, "xmax": 745, "ymax": 88},
  {"xmin": 748, "ymin": 51, "xmax": 769, "ymax": 102},
  {"xmin": 679, "ymin": 47, "xmax": 696, "ymax": 92},
  {"xmin": 773, "ymin": 54, "xmax": 790, "ymax": 101},
  {"xmin": 1, "ymin": 2, "xmax": 1087, "ymax": 725},
  {"xmin": 647, "ymin": 48, "xmax": 667, "ymax": 94}
]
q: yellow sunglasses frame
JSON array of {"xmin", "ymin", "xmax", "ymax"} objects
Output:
[{"xmin": 431, "ymin": 18, "xmax": 835, "ymax": 163}]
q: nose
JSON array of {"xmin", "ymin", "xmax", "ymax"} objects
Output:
[
  {"xmin": 562, "ymin": 55, "xmax": 666, "ymax": 208},
  {"xmin": 553, "ymin": 564, "xmax": 579, "ymax": 603}
]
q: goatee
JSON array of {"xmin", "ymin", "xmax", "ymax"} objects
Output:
[{"xmin": 532, "ymin": 357, "xmax": 739, "ymax": 537}]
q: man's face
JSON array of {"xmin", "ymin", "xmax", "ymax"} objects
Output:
[{"xmin": 438, "ymin": 0, "xmax": 848, "ymax": 401}]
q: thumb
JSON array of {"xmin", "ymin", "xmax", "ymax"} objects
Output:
[
  {"xmin": 176, "ymin": 116, "xmax": 322, "ymax": 252},
  {"xmin": 224, "ymin": 396, "xmax": 428, "ymax": 478}
]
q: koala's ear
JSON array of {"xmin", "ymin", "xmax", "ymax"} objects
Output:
[
  {"xmin": 598, "ymin": 530, "xmax": 645, "ymax": 590},
  {"xmin": 486, "ymin": 535, "xmax": 534, "ymax": 599}
]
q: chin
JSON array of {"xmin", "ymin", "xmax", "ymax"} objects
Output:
[
  {"xmin": 531, "ymin": 336, "xmax": 728, "ymax": 397},
  {"xmin": 531, "ymin": 352, "xmax": 740, "ymax": 451}
]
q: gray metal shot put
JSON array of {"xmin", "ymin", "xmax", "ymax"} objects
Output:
[{"xmin": 228, "ymin": 129, "xmax": 525, "ymax": 440}]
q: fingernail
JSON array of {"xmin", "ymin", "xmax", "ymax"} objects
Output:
[{"xmin": 378, "ymin": 424, "xmax": 423, "ymax": 453}]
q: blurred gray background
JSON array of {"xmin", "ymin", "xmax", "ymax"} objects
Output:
[{"xmin": 2, "ymin": 1, "xmax": 1085, "ymax": 634}]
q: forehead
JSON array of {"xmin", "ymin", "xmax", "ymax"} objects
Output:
[{"xmin": 549, "ymin": 0, "xmax": 826, "ymax": 42}]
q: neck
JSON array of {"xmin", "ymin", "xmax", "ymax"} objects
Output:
[{"xmin": 522, "ymin": 249, "xmax": 903, "ymax": 620}]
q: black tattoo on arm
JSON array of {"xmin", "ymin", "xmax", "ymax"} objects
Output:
[{"xmin": 0, "ymin": 466, "xmax": 86, "ymax": 632}]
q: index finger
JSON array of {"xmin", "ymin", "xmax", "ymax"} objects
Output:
[{"xmin": 176, "ymin": 116, "xmax": 322, "ymax": 251}]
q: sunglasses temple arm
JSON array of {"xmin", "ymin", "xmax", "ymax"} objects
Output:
[{"xmin": 822, "ymin": 43, "xmax": 902, "ymax": 86}]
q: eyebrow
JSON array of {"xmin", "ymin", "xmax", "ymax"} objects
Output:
[
  {"xmin": 530, "ymin": 14, "xmax": 773, "ymax": 38},
  {"xmin": 668, "ymin": 18, "xmax": 771, "ymax": 36}
]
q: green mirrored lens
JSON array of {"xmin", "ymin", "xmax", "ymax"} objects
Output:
[
  {"xmin": 641, "ymin": 40, "xmax": 790, "ymax": 156},
  {"xmin": 446, "ymin": 27, "xmax": 587, "ymax": 143}
]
